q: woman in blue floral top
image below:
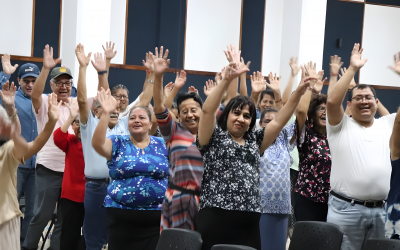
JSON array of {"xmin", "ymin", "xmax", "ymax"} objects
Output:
[
  {"xmin": 92, "ymin": 89, "xmax": 169, "ymax": 250},
  {"xmin": 258, "ymin": 108, "xmax": 295, "ymax": 250},
  {"xmin": 196, "ymin": 60, "xmax": 314, "ymax": 250}
]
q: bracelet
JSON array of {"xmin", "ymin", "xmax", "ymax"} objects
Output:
[
  {"xmin": 146, "ymin": 70, "xmax": 151, "ymax": 74},
  {"xmin": 148, "ymin": 79, "xmax": 154, "ymax": 83},
  {"xmin": 9, "ymin": 110, "xmax": 18, "ymax": 119},
  {"xmin": 330, "ymin": 73, "xmax": 338, "ymax": 76},
  {"xmin": 98, "ymin": 71, "xmax": 108, "ymax": 75}
]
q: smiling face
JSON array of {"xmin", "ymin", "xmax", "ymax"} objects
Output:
[
  {"xmin": 50, "ymin": 75, "xmax": 72, "ymax": 102},
  {"xmin": 128, "ymin": 107, "xmax": 152, "ymax": 135},
  {"xmin": 259, "ymin": 94, "xmax": 275, "ymax": 113},
  {"xmin": 18, "ymin": 76, "xmax": 36, "ymax": 97},
  {"xmin": 259, "ymin": 111, "xmax": 277, "ymax": 128},
  {"xmin": 113, "ymin": 88, "xmax": 129, "ymax": 113},
  {"xmin": 313, "ymin": 103, "xmax": 327, "ymax": 129},
  {"xmin": 178, "ymin": 98, "xmax": 202, "ymax": 134},
  {"xmin": 347, "ymin": 87, "xmax": 378, "ymax": 124},
  {"xmin": 227, "ymin": 105, "xmax": 252, "ymax": 139},
  {"xmin": 72, "ymin": 117, "xmax": 81, "ymax": 141}
]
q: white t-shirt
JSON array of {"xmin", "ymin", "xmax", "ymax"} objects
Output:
[
  {"xmin": 118, "ymin": 95, "xmax": 140, "ymax": 118},
  {"xmin": 35, "ymin": 94, "xmax": 93, "ymax": 172},
  {"xmin": 327, "ymin": 113, "xmax": 396, "ymax": 201}
]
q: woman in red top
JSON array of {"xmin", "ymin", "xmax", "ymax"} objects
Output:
[{"xmin": 53, "ymin": 98, "xmax": 85, "ymax": 250}]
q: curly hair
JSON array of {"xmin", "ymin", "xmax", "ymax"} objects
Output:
[{"xmin": 307, "ymin": 94, "xmax": 327, "ymax": 124}]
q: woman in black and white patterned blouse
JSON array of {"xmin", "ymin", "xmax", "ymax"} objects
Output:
[{"xmin": 196, "ymin": 60, "xmax": 315, "ymax": 250}]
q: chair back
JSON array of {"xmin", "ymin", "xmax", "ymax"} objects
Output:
[
  {"xmin": 156, "ymin": 228, "xmax": 202, "ymax": 250},
  {"xmin": 364, "ymin": 238, "xmax": 400, "ymax": 250},
  {"xmin": 211, "ymin": 244, "xmax": 256, "ymax": 250},
  {"xmin": 288, "ymin": 221, "xmax": 343, "ymax": 250}
]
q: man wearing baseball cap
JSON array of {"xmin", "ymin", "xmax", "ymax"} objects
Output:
[{"xmin": 0, "ymin": 54, "xmax": 40, "ymax": 246}]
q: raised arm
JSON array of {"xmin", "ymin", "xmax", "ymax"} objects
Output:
[
  {"xmin": 92, "ymin": 89, "xmax": 116, "ymax": 160},
  {"xmin": 266, "ymin": 72, "xmax": 282, "ymax": 110},
  {"xmin": 327, "ymin": 55, "xmax": 343, "ymax": 96},
  {"xmin": 203, "ymin": 79, "xmax": 217, "ymax": 97},
  {"xmin": 224, "ymin": 45, "xmax": 242, "ymax": 105},
  {"xmin": 25, "ymin": 93, "xmax": 61, "ymax": 159},
  {"xmin": 338, "ymin": 67, "xmax": 357, "ymax": 117},
  {"xmin": 260, "ymin": 72, "xmax": 314, "ymax": 153},
  {"xmin": 198, "ymin": 61, "xmax": 249, "ymax": 147},
  {"xmin": 153, "ymin": 47, "xmax": 171, "ymax": 114},
  {"xmin": 91, "ymin": 53, "xmax": 108, "ymax": 91},
  {"xmin": 164, "ymin": 70, "xmax": 186, "ymax": 110},
  {"xmin": 32, "ymin": 45, "xmax": 61, "ymax": 112},
  {"xmin": 327, "ymin": 43, "xmax": 367, "ymax": 126},
  {"xmin": 102, "ymin": 41, "xmax": 117, "ymax": 80},
  {"xmin": 250, "ymin": 71, "xmax": 266, "ymax": 105},
  {"xmin": 239, "ymin": 57, "xmax": 251, "ymax": 96},
  {"xmin": 391, "ymin": 106, "xmax": 400, "ymax": 160},
  {"xmin": 75, "ymin": 44, "xmax": 92, "ymax": 125},
  {"xmin": 1, "ymin": 54, "xmax": 19, "ymax": 84},
  {"xmin": 282, "ymin": 57, "xmax": 300, "ymax": 105},
  {"xmin": 62, "ymin": 98, "xmax": 79, "ymax": 132}
]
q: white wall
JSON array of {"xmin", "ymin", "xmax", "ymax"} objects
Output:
[
  {"xmin": 184, "ymin": 0, "xmax": 242, "ymax": 72},
  {"xmin": 109, "ymin": 0, "xmax": 127, "ymax": 65},
  {"xmin": 361, "ymin": 4, "xmax": 400, "ymax": 87},
  {"xmin": 0, "ymin": 0, "xmax": 33, "ymax": 56}
]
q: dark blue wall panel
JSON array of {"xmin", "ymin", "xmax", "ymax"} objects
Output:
[
  {"xmin": 33, "ymin": 0, "xmax": 61, "ymax": 58},
  {"xmin": 241, "ymin": 0, "xmax": 265, "ymax": 74}
]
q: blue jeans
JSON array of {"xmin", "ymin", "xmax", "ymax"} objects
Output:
[
  {"xmin": 17, "ymin": 168, "xmax": 36, "ymax": 245},
  {"xmin": 83, "ymin": 180, "xmax": 108, "ymax": 250},
  {"xmin": 327, "ymin": 194, "xmax": 386, "ymax": 250},
  {"xmin": 259, "ymin": 213, "xmax": 288, "ymax": 250}
]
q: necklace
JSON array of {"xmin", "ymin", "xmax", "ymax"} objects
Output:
[{"xmin": 130, "ymin": 136, "xmax": 150, "ymax": 154}]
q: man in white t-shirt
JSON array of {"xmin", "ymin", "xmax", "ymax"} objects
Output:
[{"xmin": 326, "ymin": 43, "xmax": 396, "ymax": 250}]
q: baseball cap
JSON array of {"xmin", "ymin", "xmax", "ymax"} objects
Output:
[
  {"xmin": 18, "ymin": 63, "xmax": 40, "ymax": 79},
  {"xmin": 50, "ymin": 67, "xmax": 73, "ymax": 80}
]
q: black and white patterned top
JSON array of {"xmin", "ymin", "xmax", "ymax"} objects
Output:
[{"xmin": 196, "ymin": 126, "xmax": 265, "ymax": 213}]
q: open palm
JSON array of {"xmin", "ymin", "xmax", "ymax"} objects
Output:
[
  {"xmin": 1, "ymin": 54, "xmax": 19, "ymax": 75},
  {"xmin": 75, "ymin": 44, "xmax": 91, "ymax": 67},
  {"xmin": 0, "ymin": 81, "xmax": 16, "ymax": 107},
  {"xmin": 43, "ymin": 44, "xmax": 61, "ymax": 69},
  {"xmin": 388, "ymin": 52, "xmax": 400, "ymax": 75},
  {"xmin": 103, "ymin": 41, "xmax": 117, "ymax": 60},
  {"xmin": 174, "ymin": 70, "xmax": 187, "ymax": 88},
  {"xmin": 251, "ymin": 71, "xmax": 266, "ymax": 93},
  {"xmin": 350, "ymin": 43, "xmax": 368, "ymax": 69},
  {"xmin": 48, "ymin": 93, "xmax": 62, "ymax": 122}
]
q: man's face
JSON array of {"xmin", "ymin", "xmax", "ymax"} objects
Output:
[
  {"xmin": 112, "ymin": 89, "xmax": 129, "ymax": 112},
  {"xmin": 18, "ymin": 76, "xmax": 36, "ymax": 97},
  {"xmin": 347, "ymin": 87, "xmax": 378, "ymax": 123},
  {"xmin": 50, "ymin": 75, "xmax": 72, "ymax": 102}
]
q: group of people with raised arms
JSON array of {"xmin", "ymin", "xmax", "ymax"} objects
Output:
[{"xmin": 0, "ymin": 40, "xmax": 400, "ymax": 250}]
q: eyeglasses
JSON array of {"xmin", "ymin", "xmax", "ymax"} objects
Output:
[
  {"xmin": 53, "ymin": 80, "xmax": 73, "ymax": 88},
  {"xmin": 113, "ymin": 95, "xmax": 129, "ymax": 100},
  {"xmin": 351, "ymin": 95, "xmax": 375, "ymax": 103},
  {"xmin": 73, "ymin": 120, "xmax": 80, "ymax": 125},
  {"xmin": 316, "ymin": 107, "xmax": 326, "ymax": 113}
]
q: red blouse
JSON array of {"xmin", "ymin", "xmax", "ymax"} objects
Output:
[{"xmin": 53, "ymin": 127, "xmax": 85, "ymax": 203}]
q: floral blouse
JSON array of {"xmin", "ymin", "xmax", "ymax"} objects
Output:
[
  {"xmin": 295, "ymin": 118, "xmax": 331, "ymax": 203},
  {"xmin": 105, "ymin": 135, "xmax": 169, "ymax": 210},
  {"xmin": 260, "ymin": 122, "xmax": 295, "ymax": 214},
  {"xmin": 197, "ymin": 126, "xmax": 265, "ymax": 213}
]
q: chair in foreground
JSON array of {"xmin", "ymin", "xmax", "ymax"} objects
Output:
[
  {"xmin": 211, "ymin": 245, "xmax": 256, "ymax": 250},
  {"xmin": 156, "ymin": 228, "xmax": 203, "ymax": 250},
  {"xmin": 288, "ymin": 221, "xmax": 343, "ymax": 250},
  {"xmin": 364, "ymin": 238, "xmax": 400, "ymax": 250}
]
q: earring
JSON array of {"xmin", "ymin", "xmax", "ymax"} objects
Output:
[{"xmin": 310, "ymin": 119, "xmax": 314, "ymax": 127}]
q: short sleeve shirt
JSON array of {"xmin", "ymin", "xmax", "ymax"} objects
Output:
[
  {"xmin": 197, "ymin": 126, "xmax": 265, "ymax": 213},
  {"xmin": 105, "ymin": 135, "xmax": 169, "ymax": 210}
]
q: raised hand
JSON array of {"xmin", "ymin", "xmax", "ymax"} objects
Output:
[
  {"xmin": 91, "ymin": 52, "xmax": 107, "ymax": 72},
  {"xmin": 266, "ymin": 72, "xmax": 281, "ymax": 92},
  {"xmin": 47, "ymin": 93, "xmax": 62, "ymax": 122},
  {"xmin": 339, "ymin": 67, "xmax": 356, "ymax": 89},
  {"xmin": 0, "ymin": 81, "xmax": 17, "ymax": 108},
  {"xmin": 43, "ymin": 44, "xmax": 61, "ymax": 70},
  {"xmin": 296, "ymin": 66, "xmax": 316, "ymax": 95},
  {"xmin": 1, "ymin": 54, "xmax": 18, "ymax": 75},
  {"xmin": 153, "ymin": 46, "xmax": 170, "ymax": 75},
  {"xmin": 223, "ymin": 62, "xmax": 249, "ymax": 80},
  {"xmin": 142, "ymin": 52, "xmax": 155, "ymax": 72},
  {"xmin": 174, "ymin": 70, "xmax": 187, "ymax": 89},
  {"xmin": 304, "ymin": 61, "xmax": 317, "ymax": 78},
  {"xmin": 239, "ymin": 57, "xmax": 251, "ymax": 71},
  {"xmin": 317, "ymin": 70, "xmax": 324, "ymax": 81},
  {"xmin": 65, "ymin": 97, "xmax": 79, "ymax": 119},
  {"xmin": 313, "ymin": 77, "xmax": 328, "ymax": 94},
  {"xmin": 102, "ymin": 41, "xmax": 117, "ymax": 60},
  {"xmin": 164, "ymin": 82, "xmax": 174, "ymax": 98},
  {"xmin": 388, "ymin": 52, "xmax": 400, "ymax": 75},
  {"xmin": 188, "ymin": 86, "xmax": 198, "ymax": 95},
  {"xmin": 204, "ymin": 80, "xmax": 217, "ymax": 97},
  {"xmin": 289, "ymin": 57, "xmax": 300, "ymax": 76},
  {"xmin": 250, "ymin": 71, "xmax": 266, "ymax": 93},
  {"xmin": 215, "ymin": 71, "xmax": 223, "ymax": 85},
  {"xmin": 329, "ymin": 55, "xmax": 343, "ymax": 75},
  {"xmin": 350, "ymin": 43, "xmax": 368, "ymax": 70},
  {"xmin": 75, "ymin": 43, "xmax": 92, "ymax": 67},
  {"xmin": 224, "ymin": 44, "xmax": 241, "ymax": 66},
  {"xmin": 97, "ymin": 88, "xmax": 117, "ymax": 114}
]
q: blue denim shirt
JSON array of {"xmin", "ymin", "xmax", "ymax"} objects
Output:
[{"xmin": 0, "ymin": 71, "xmax": 38, "ymax": 169}]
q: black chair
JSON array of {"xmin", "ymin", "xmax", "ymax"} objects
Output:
[
  {"xmin": 211, "ymin": 245, "xmax": 256, "ymax": 250},
  {"xmin": 288, "ymin": 221, "xmax": 343, "ymax": 250},
  {"xmin": 364, "ymin": 238, "xmax": 400, "ymax": 250},
  {"xmin": 156, "ymin": 228, "xmax": 203, "ymax": 250}
]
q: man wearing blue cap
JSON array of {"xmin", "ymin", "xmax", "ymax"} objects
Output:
[{"xmin": 0, "ymin": 54, "xmax": 40, "ymax": 246}]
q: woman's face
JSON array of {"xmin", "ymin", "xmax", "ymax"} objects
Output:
[
  {"xmin": 259, "ymin": 111, "xmax": 277, "ymax": 128},
  {"xmin": 313, "ymin": 103, "xmax": 326, "ymax": 129},
  {"xmin": 128, "ymin": 108, "xmax": 152, "ymax": 135},
  {"xmin": 259, "ymin": 94, "xmax": 275, "ymax": 112},
  {"xmin": 227, "ymin": 105, "xmax": 252, "ymax": 138}
]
